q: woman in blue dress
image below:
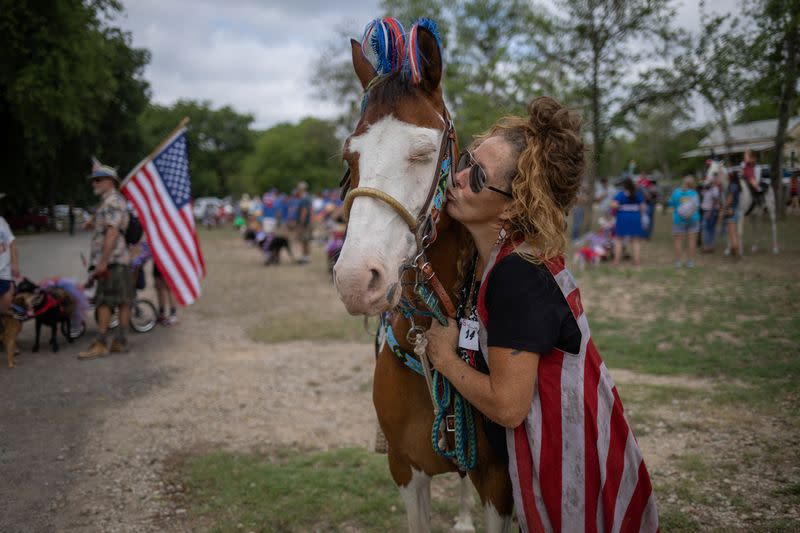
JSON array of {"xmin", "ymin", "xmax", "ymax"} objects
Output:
[{"xmin": 610, "ymin": 177, "xmax": 646, "ymax": 265}]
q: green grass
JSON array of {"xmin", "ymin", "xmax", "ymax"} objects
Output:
[
  {"xmin": 175, "ymin": 447, "xmax": 473, "ymax": 533},
  {"xmin": 247, "ymin": 311, "xmax": 373, "ymax": 344}
]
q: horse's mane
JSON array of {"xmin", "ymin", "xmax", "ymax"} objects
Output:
[{"xmin": 365, "ymin": 72, "xmax": 417, "ymax": 110}]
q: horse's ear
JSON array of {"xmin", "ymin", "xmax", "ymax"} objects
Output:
[
  {"xmin": 409, "ymin": 21, "xmax": 442, "ymax": 93},
  {"xmin": 351, "ymin": 39, "xmax": 377, "ymax": 90}
]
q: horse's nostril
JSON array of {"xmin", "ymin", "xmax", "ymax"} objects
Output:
[{"xmin": 367, "ymin": 268, "xmax": 381, "ymax": 292}]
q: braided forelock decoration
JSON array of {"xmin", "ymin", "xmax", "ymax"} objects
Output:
[
  {"xmin": 360, "ymin": 17, "xmax": 406, "ymax": 76},
  {"xmin": 406, "ymin": 18, "xmax": 441, "ymax": 85}
]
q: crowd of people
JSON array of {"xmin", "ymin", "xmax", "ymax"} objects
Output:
[
  {"xmin": 571, "ymin": 150, "xmax": 792, "ymax": 268},
  {"xmin": 236, "ymin": 182, "xmax": 346, "ymax": 270}
]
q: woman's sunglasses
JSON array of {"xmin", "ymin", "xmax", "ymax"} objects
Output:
[{"xmin": 454, "ymin": 151, "xmax": 513, "ymax": 199}]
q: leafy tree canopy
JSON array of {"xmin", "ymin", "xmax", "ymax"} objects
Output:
[
  {"xmin": 233, "ymin": 117, "xmax": 343, "ymax": 195},
  {"xmin": 139, "ymin": 100, "xmax": 254, "ymax": 198},
  {"xmin": 0, "ymin": 0, "xmax": 150, "ymax": 212}
]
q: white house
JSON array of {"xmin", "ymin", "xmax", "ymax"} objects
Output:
[{"xmin": 682, "ymin": 116, "xmax": 800, "ymax": 167}]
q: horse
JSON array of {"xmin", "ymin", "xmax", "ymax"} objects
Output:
[
  {"xmin": 332, "ymin": 18, "xmax": 513, "ymax": 533},
  {"xmin": 706, "ymin": 159, "xmax": 779, "ymax": 255}
]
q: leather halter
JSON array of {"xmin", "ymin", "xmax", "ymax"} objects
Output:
[{"xmin": 340, "ymin": 106, "xmax": 458, "ymax": 319}]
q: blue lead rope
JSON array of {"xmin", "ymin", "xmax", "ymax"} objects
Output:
[{"xmin": 431, "ymin": 370, "xmax": 478, "ymax": 471}]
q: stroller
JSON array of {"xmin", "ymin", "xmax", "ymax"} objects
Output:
[{"xmin": 572, "ymin": 217, "xmax": 615, "ymax": 269}]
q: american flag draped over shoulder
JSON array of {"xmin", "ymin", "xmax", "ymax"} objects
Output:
[
  {"xmin": 121, "ymin": 126, "xmax": 205, "ymax": 305},
  {"xmin": 477, "ymin": 243, "xmax": 658, "ymax": 533}
]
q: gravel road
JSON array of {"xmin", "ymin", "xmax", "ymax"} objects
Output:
[{"xmin": 0, "ymin": 231, "xmax": 376, "ymax": 532}]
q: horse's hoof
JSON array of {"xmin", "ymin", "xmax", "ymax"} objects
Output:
[
  {"xmin": 52, "ymin": 346, "xmax": 59, "ymax": 353},
  {"xmin": 32, "ymin": 347, "xmax": 39, "ymax": 353},
  {"xmin": 773, "ymin": 248, "xmax": 779, "ymax": 254}
]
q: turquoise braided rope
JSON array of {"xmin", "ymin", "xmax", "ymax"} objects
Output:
[{"xmin": 431, "ymin": 370, "xmax": 478, "ymax": 471}]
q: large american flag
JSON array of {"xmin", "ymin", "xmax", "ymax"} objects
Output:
[
  {"xmin": 477, "ymin": 245, "xmax": 658, "ymax": 533},
  {"xmin": 121, "ymin": 127, "xmax": 205, "ymax": 305}
]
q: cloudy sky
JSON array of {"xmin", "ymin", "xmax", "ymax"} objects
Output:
[{"xmin": 117, "ymin": 0, "xmax": 738, "ymax": 129}]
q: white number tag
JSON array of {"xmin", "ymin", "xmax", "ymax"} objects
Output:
[{"xmin": 458, "ymin": 319, "xmax": 480, "ymax": 351}]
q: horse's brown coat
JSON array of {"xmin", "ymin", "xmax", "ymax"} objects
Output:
[{"xmin": 346, "ymin": 28, "xmax": 513, "ymax": 516}]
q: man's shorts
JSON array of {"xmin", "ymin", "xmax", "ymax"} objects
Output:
[
  {"xmin": 298, "ymin": 225, "xmax": 313, "ymax": 243},
  {"xmin": 95, "ymin": 264, "xmax": 135, "ymax": 308},
  {"xmin": 723, "ymin": 212, "xmax": 740, "ymax": 224},
  {"xmin": 672, "ymin": 220, "xmax": 700, "ymax": 235},
  {"xmin": 261, "ymin": 217, "xmax": 276, "ymax": 233}
]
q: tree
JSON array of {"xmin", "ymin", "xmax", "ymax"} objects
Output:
[
  {"xmin": 235, "ymin": 118, "xmax": 343, "ymax": 194},
  {"xmin": 746, "ymin": 0, "xmax": 800, "ymax": 216},
  {"xmin": 139, "ymin": 100, "xmax": 254, "ymax": 197},
  {"xmin": 529, "ymin": 0, "xmax": 684, "ymax": 224},
  {"xmin": 313, "ymin": 0, "xmax": 550, "ymax": 143},
  {"xmin": 671, "ymin": 10, "xmax": 748, "ymax": 162},
  {"xmin": 0, "ymin": 0, "xmax": 150, "ymax": 213}
]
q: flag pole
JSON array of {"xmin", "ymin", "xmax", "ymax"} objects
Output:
[{"xmin": 122, "ymin": 117, "xmax": 190, "ymax": 188}]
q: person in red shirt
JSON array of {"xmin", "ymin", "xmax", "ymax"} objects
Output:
[
  {"xmin": 741, "ymin": 149, "xmax": 762, "ymax": 193},
  {"xmin": 789, "ymin": 172, "xmax": 799, "ymax": 214}
]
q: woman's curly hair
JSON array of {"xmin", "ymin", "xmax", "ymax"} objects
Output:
[
  {"xmin": 481, "ymin": 96, "xmax": 585, "ymax": 262},
  {"xmin": 455, "ymin": 97, "xmax": 584, "ymax": 286}
]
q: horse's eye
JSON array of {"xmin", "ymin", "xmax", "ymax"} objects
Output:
[{"xmin": 409, "ymin": 151, "xmax": 434, "ymax": 164}]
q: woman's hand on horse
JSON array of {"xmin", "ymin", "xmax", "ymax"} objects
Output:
[{"xmin": 426, "ymin": 318, "xmax": 460, "ymax": 372}]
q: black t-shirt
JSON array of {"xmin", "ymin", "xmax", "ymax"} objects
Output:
[{"xmin": 485, "ymin": 254, "xmax": 581, "ymax": 355}]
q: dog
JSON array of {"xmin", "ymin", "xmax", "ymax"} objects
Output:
[
  {"xmin": 264, "ymin": 235, "xmax": 292, "ymax": 265},
  {"xmin": 1, "ymin": 308, "xmax": 23, "ymax": 368},
  {"xmin": 16, "ymin": 279, "xmax": 76, "ymax": 353}
]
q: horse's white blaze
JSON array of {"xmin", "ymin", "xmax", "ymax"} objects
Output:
[
  {"xmin": 398, "ymin": 468, "xmax": 432, "ymax": 533},
  {"xmin": 483, "ymin": 503, "xmax": 513, "ymax": 533},
  {"xmin": 334, "ymin": 115, "xmax": 444, "ymax": 315}
]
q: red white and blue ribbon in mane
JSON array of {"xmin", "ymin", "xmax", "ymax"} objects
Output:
[
  {"xmin": 406, "ymin": 18, "xmax": 441, "ymax": 85},
  {"xmin": 361, "ymin": 17, "xmax": 406, "ymax": 76},
  {"xmin": 359, "ymin": 17, "xmax": 442, "ymax": 86}
]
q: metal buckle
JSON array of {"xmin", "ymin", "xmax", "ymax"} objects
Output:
[{"xmin": 446, "ymin": 414, "xmax": 455, "ymax": 432}]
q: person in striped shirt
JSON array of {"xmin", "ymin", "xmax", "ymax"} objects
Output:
[{"xmin": 426, "ymin": 96, "xmax": 659, "ymax": 532}]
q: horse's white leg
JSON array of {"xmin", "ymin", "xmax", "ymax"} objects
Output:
[
  {"xmin": 769, "ymin": 194, "xmax": 779, "ymax": 254},
  {"xmin": 751, "ymin": 211, "xmax": 760, "ymax": 253},
  {"xmin": 738, "ymin": 207, "xmax": 745, "ymax": 256},
  {"xmin": 484, "ymin": 503, "xmax": 513, "ymax": 533},
  {"xmin": 453, "ymin": 476, "xmax": 476, "ymax": 532},
  {"xmin": 399, "ymin": 468, "xmax": 432, "ymax": 533}
]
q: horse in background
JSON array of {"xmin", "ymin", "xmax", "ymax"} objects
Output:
[
  {"xmin": 333, "ymin": 18, "xmax": 513, "ymax": 533},
  {"xmin": 706, "ymin": 159, "xmax": 779, "ymax": 255}
]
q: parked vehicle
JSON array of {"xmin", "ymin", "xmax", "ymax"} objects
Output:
[
  {"xmin": 193, "ymin": 197, "xmax": 223, "ymax": 220},
  {"xmin": 7, "ymin": 208, "xmax": 50, "ymax": 231}
]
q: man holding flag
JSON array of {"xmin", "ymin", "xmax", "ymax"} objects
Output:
[
  {"xmin": 79, "ymin": 159, "xmax": 133, "ymax": 359},
  {"xmin": 121, "ymin": 119, "xmax": 205, "ymax": 309}
]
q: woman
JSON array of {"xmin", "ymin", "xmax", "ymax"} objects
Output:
[
  {"xmin": 701, "ymin": 174, "xmax": 722, "ymax": 253},
  {"xmin": 723, "ymin": 170, "xmax": 742, "ymax": 258},
  {"xmin": 610, "ymin": 178, "xmax": 646, "ymax": 266},
  {"xmin": 426, "ymin": 97, "xmax": 658, "ymax": 532},
  {"xmin": 741, "ymin": 148, "xmax": 761, "ymax": 193},
  {"xmin": 669, "ymin": 176, "xmax": 701, "ymax": 268}
]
